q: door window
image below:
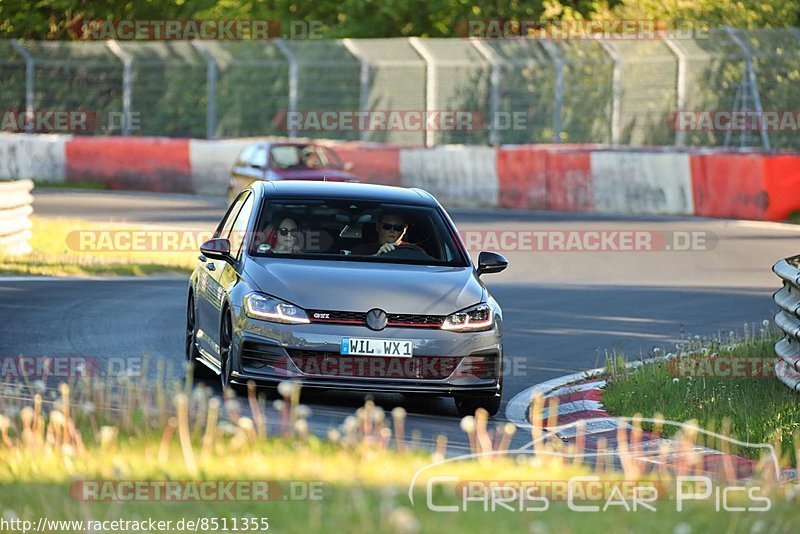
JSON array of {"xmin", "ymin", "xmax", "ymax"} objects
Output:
[
  {"xmin": 215, "ymin": 192, "xmax": 248, "ymax": 240},
  {"xmin": 228, "ymin": 193, "xmax": 255, "ymax": 259}
]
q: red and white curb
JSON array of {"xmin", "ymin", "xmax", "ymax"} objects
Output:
[{"xmin": 506, "ymin": 371, "xmax": 795, "ymax": 482}]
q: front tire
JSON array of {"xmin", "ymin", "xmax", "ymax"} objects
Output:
[
  {"xmin": 454, "ymin": 378, "xmax": 503, "ymax": 417},
  {"xmin": 454, "ymin": 394, "xmax": 501, "ymax": 418},
  {"xmin": 219, "ymin": 309, "xmax": 234, "ymax": 391},
  {"xmin": 186, "ymin": 293, "xmax": 212, "ymax": 379}
]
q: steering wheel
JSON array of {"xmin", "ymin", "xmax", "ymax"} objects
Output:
[
  {"xmin": 395, "ymin": 243, "xmax": 426, "ymax": 253},
  {"xmin": 380, "ymin": 243, "xmax": 432, "ymax": 260}
]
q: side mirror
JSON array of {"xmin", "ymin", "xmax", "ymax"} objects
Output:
[
  {"xmin": 343, "ymin": 161, "xmax": 355, "ymax": 172},
  {"xmin": 477, "ymin": 251, "xmax": 508, "ymax": 276},
  {"xmin": 200, "ymin": 238, "xmax": 232, "ymax": 262}
]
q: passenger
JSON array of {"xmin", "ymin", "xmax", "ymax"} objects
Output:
[{"xmin": 262, "ymin": 212, "xmax": 302, "ymax": 254}]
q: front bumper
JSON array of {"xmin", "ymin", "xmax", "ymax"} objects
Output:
[{"xmin": 230, "ymin": 313, "xmax": 502, "ymax": 396}]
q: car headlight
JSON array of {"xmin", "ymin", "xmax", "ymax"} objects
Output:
[
  {"xmin": 244, "ymin": 293, "xmax": 310, "ymax": 324},
  {"xmin": 441, "ymin": 303, "xmax": 493, "ymax": 332}
]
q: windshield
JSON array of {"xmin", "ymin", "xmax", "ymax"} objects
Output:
[
  {"xmin": 269, "ymin": 145, "xmax": 339, "ymax": 170},
  {"xmin": 249, "ymin": 199, "xmax": 469, "ymax": 267}
]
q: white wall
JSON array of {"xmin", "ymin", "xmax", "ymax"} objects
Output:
[
  {"xmin": 591, "ymin": 152, "xmax": 694, "ymax": 215},
  {"xmin": 399, "ymin": 145, "xmax": 498, "ymax": 207},
  {"xmin": 0, "ymin": 133, "xmax": 70, "ymax": 182}
]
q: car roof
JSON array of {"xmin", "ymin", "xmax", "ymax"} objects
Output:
[
  {"xmin": 255, "ymin": 181, "xmax": 437, "ymax": 206},
  {"xmin": 267, "ymin": 141, "xmax": 317, "ymax": 148},
  {"xmin": 246, "ymin": 141, "xmax": 320, "ymax": 149},
  {"xmin": 237, "ymin": 141, "xmax": 319, "ymax": 157}
]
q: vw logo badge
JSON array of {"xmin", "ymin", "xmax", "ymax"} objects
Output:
[{"xmin": 366, "ymin": 308, "xmax": 388, "ymax": 331}]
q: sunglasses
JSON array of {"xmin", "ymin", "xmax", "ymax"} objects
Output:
[
  {"xmin": 381, "ymin": 223, "xmax": 406, "ymax": 232},
  {"xmin": 278, "ymin": 227, "xmax": 299, "ymax": 236}
]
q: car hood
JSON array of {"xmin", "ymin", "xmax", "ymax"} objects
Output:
[
  {"xmin": 245, "ymin": 258, "xmax": 484, "ymax": 315},
  {"xmin": 271, "ymin": 169, "xmax": 356, "ymax": 181}
]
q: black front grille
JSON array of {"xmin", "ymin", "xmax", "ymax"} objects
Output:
[
  {"xmin": 287, "ymin": 349, "xmax": 462, "ymax": 379},
  {"xmin": 308, "ymin": 310, "xmax": 366, "ymax": 324},
  {"xmin": 240, "ymin": 341, "xmax": 289, "ymax": 374},
  {"xmin": 307, "ymin": 310, "xmax": 444, "ymax": 328},
  {"xmin": 387, "ymin": 313, "xmax": 445, "ymax": 328}
]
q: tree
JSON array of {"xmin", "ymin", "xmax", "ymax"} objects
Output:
[{"xmin": 0, "ymin": 0, "xmax": 797, "ymax": 40}]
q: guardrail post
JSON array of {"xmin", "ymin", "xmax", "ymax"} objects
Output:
[
  {"xmin": 106, "ymin": 40, "xmax": 133, "ymax": 136},
  {"xmin": 724, "ymin": 25, "xmax": 771, "ymax": 150},
  {"xmin": 599, "ymin": 42, "xmax": 622, "ymax": 145},
  {"xmin": 663, "ymin": 36, "xmax": 687, "ymax": 147},
  {"xmin": 470, "ymin": 39, "xmax": 500, "ymax": 146},
  {"xmin": 408, "ymin": 37, "xmax": 436, "ymax": 147},
  {"xmin": 191, "ymin": 42, "xmax": 218, "ymax": 139},
  {"xmin": 10, "ymin": 40, "xmax": 35, "ymax": 133},
  {"xmin": 540, "ymin": 40, "xmax": 565, "ymax": 144},
  {"xmin": 772, "ymin": 255, "xmax": 800, "ymax": 391},
  {"xmin": 275, "ymin": 39, "xmax": 299, "ymax": 139}
]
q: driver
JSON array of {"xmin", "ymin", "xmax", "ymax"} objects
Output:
[
  {"xmin": 352, "ymin": 212, "xmax": 411, "ymax": 255},
  {"xmin": 302, "ymin": 147, "xmax": 323, "ymax": 169}
]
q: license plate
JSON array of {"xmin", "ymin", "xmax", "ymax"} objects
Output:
[{"xmin": 340, "ymin": 337, "xmax": 413, "ymax": 357}]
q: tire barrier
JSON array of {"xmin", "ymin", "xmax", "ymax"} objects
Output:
[
  {"xmin": 544, "ymin": 147, "xmax": 595, "ymax": 212},
  {"xmin": 2, "ymin": 132, "xmax": 800, "ymax": 222},
  {"xmin": 591, "ymin": 151, "xmax": 695, "ymax": 215},
  {"xmin": 65, "ymin": 137, "xmax": 193, "ymax": 193},
  {"xmin": 399, "ymin": 145, "xmax": 498, "ymax": 207},
  {"xmin": 690, "ymin": 153, "xmax": 771, "ymax": 220},
  {"xmin": 0, "ymin": 179, "xmax": 34, "ymax": 256},
  {"xmin": 495, "ymin": 145, "xmax": 597, "ymax": 212},
  {"xmin": 773, "ymin": 255, "xmax": 800, "ymax": 391},
  {"xmin": 321, "ymin": 141, "xmax": 402, "ymax": 187},
  {"xmin": 188, "ymin": 138, "xmax": 255, "ymax": 196}
]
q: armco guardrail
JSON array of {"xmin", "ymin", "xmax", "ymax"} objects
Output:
[
  {"xmin": 0, "ymin": 179, "xmax": 34, "ymax": 256},
  {"xmin": 773, "ymin": 255, "xmax": 800, "ymax": 390}
]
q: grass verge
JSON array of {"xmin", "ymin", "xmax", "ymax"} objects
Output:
[
  {"xmin": 0, "ymin": 364, "xmax": 798, "ymax": 531},
  {"xmin": 36, "ymin": 181, "xmax": 108, "ymax": 191},
  {"xmin": 785, "ymin": 210, "xmax": 800, "ymax": 224},
  {"xmin": 602, "ymin": 323, "xmax": 800, "ymax": 461},
  {"xmin": 0, "ymin": 216, "xmax": 197, "ymax": 276}
]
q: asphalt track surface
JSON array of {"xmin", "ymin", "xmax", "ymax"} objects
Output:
[{"xmin": 2, "ymin": 189, "xmax": 799, "ymax": 452}]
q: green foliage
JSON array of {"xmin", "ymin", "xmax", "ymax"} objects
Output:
[
  {"xmin": 596, "ymin": 0, "xmax": 800, "ymax": 30},
  {"xmin": 2, "ymin": 0, "xmax": 799, "ymax": 40}
]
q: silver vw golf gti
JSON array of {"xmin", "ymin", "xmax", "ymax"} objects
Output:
[{"xmin": 186, "ymin": 181, "xmax": 508, "ymax": 416}]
